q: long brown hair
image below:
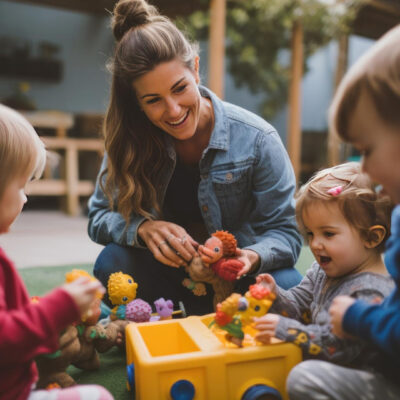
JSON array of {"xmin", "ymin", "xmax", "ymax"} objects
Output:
[{"xmin": 102, "ymin": 0, "xmax": 199, "ymax": 221}]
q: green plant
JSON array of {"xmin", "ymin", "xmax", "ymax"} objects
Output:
[{"xmin": 178, "ymin": 0, "xmax": 363, "ymax": 119}]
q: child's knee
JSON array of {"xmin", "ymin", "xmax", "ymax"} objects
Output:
[{"xmin": 287, "ymin": 360, "xmax": 324, "ymax": 399}]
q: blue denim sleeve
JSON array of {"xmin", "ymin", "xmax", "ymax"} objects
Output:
[
  {"xmin": 87, "ymin": 154, "xmax": 148, "ymax": 248},
  {"xmin": 343, "ymin": 291, "xmax": 400, "ymax": 357},
  {"xmin": 245, "ymin": 131, "xmax": 302, "ymax": 273}
]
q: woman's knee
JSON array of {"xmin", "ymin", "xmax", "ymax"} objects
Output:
[
  {"xmin": 270, "ymin": 267, "xmax": 302, "ymax": 290},
  {"xmin": 93, "ymin": 243, "xmax": 135, "ymax": 282}
]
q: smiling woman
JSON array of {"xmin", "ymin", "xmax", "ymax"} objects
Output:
[{"xmin": 87, "ymin": 0, "xmax": 303, "ymax": 315}]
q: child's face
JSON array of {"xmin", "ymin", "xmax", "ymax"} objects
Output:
[
  {"xmin": 0, "ymin": 174, "xmax": 29, "ymax": 234},
  {"xmin": 348, "ymin": 92, "xmax": 400, "ymax": 203},
  {"xmin": 302, "ymin": 202, "xmax": 376, "ymax": 278}
]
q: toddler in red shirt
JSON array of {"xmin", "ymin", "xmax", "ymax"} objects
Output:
[{"xmin": 0, "ymin": 104, "xmax": 113, "ymax": 400}]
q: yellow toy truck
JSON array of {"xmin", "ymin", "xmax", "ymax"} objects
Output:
[{"xmin": 125, "ymin": 313, "xmax": 302, "ymax": 400}]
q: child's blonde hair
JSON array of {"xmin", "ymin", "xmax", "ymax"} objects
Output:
[
  {"xmin": 296, "ymin": 162, "xmax": 392, "ymax": 252},
  {"xmin": 329, "ymin": 25, "xmax": 400, "ymax": 140},
  {"xmin": 0, "ymin": 104, "xmax": 46, "ymax": 198}
]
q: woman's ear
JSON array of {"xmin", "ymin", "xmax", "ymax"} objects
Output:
[{"xmin": 364, "ymin": 225, "xmax": 387, "ymax": 249}]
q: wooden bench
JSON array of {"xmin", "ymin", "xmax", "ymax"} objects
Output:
[{"xmin": 26, "ymin": 136, "xmax": 104, "ymax": 216}]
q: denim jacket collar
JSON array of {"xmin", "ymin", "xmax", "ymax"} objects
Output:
[{"xmin": 199, "ymin": 86, "xmax": 229, "ymax": 151}]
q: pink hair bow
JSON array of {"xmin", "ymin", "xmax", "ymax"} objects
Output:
[{"xmin": 327, "ymin": 186, "xmax": 343, "ymax": 196}]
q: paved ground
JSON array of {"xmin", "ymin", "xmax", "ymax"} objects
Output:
[{"xmin": 0, "ymin": 211, "xmax": 104, "ymax": 269}]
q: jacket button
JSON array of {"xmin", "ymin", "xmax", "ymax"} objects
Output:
[
  {"xmin": 202, "ymin": 205, "xmax": 208, "ymax": 212},
  {"xmin": 226, "ymin": 172, "xmax": 233, "ymax": 181}
]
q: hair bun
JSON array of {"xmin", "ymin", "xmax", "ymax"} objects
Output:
[{"xmin": 112, "ymin": 0, "xmax": 158, "ymax": 42}]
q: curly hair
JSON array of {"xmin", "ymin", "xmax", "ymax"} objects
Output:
[{"xmin": 296, "ymin": 162, "xmax": 393, "ymax": 253}]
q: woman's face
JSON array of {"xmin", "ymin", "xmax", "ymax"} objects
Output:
[
  {"xmin": 348, "ymin": 92, "xmax": 400, "ymax": 203},
  {"xmin": 133, "ymin": 59, "xmax": 204, "ymax": 141}
]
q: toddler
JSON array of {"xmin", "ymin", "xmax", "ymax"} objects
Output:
[
  {"xmin": 252, "ymin": 162, "xmax": 395, "ymax": 396},
  {"xmin": 322, "ymin": 25, "xmax": 400, "ymax": 400},
  {"xmin": 0, "ymin": 105, "xmax": 113, "ymax": 400}
]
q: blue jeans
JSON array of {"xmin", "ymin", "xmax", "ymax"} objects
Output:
[{"xmin": 94, "ymin": 243, "xmax": 302, "ymax": 315}]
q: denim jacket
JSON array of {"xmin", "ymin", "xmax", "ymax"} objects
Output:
[{"xmin": 88, "ymin": 86, "xmax": 301, "ymax": 273}]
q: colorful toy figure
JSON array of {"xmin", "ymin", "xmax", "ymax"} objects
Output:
[
  {"xmin": 183, "ymin": 231, "xmax": 245, "ymax": 308},
  {"xmin": 35, "ymin": 269, "xmax": 127, "ymax": 388},
  {"xmin": 106, "ymin": 272, "xmax": 182, "ymax": 322},
  {"xmin": 198, "ymin": 230, "xmax": 244, "ymax": 281},
  {"xmin": 211, "ymin": 283, "xmax": 276, "ymax": 347},
  {"xmin": 154, "ymin": 297, "xmax": 174, "ymax": 320},
  {"xmin": 107, "ymin": 271, "xmax": 138, "ymax": 306}
]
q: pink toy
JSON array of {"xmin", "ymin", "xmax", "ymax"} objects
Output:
[
  {"xmin": 125, "ymin": 299, "xmax": 152, "ymax": 322},
  {"xmin": 154, "ymin": 298, "xmax": 174, "ymax": 320}
]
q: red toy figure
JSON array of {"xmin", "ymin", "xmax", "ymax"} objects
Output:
[{"xmin": 198, "ymin": 230, "xmax": 244, "ymax": 282}]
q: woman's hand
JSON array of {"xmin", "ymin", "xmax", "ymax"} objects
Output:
[
  {"xmin": 253, "ymin": 314, "xmax": 280, "ymax": 344},
  {"xmin": 138, "ymin": 220, "xmax": 198, "ymax": 268},
  {"xmin": 329, "ymin": 295, "xmax": 356, "ymax": 339},
  {"xmin": 235, "ymin": 248, "xmax": 261, "ymax": 278}
]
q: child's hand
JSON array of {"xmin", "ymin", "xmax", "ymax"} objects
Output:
[
  {"xmin": 253, "ymin": 314, "xmax": 280, "ymax": 344},
  {"xmin": 235, "ymin": 248, "xmax": 260, "ymax": 278},
  {"xmin": 62, "ymin": 277, "xmax": 105, "ymax": 316},
  {"xmin": 329, "ymin": 295, "xmax": 355, "ymax": 338},
  {"xmin": 256, "ymin": 273, "xmax": 277, "ymax": 294}
]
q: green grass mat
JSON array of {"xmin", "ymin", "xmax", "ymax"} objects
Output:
[{"xmin": 18, "ymin": 247, "xmax": 314, "ymax": 400}]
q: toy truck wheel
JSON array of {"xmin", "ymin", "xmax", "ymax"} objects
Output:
[
  {"xmin": 126, "ymin": 363, "xmax": 135, "ymax": 392},
  {"xmin": 241, "ymin": 384, "xmax": 282, "ymax": 400},
  {"xmin": 170, "ymin": 379, "xmax": 195, "ymax": 400}
]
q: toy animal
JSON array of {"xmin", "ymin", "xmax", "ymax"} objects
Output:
[
  {"xmin": 106, "ymin": 272, "xmax": 182, "ymax": 322},
  {"xmin": 35, "ymin": 269, "xmax": 128, "ymax": 388},
  {"xmin": 183, "ymin": 231, "xmax": 245, "ymax": 308},
  {"xmin": 210, "ymin": 282, "xmax": 276, "ymax": 347}
]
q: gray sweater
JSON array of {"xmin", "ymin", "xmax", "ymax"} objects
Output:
[{"xmin": 271, "ymin": 262, "xmax": 394, "ymax": 367}]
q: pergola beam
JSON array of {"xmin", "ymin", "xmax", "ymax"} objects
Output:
[
  {"xmin": 287, "ymin": 21, "xmax": 303, "ymax": 183},
  {"xmin": 208, "ymin": 0, "xmax": 226, "ymax": 98}
]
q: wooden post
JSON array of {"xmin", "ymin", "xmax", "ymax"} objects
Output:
[
  {"xmin": 287, "ymin": 20, "xmax": 304, "ymax": 183},
  {"xmin": 208, "ymin": 0, "xmax": 226, "ymax": 98},
  {"xmin": 328, "ymin": 34, "xmax": 349, "ymax": 166}
]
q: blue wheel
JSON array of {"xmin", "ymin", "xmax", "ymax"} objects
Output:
[
  {"xmin": 170, "ymin": 379, "xmax": 195, "ymax": 400},
  {"xmin": 126, "ymin": 363, "xmax": 135, "ymax": 392},
  {"xmin": 242, "ymin": 384, "xmax": 282, "ymax": 400}
]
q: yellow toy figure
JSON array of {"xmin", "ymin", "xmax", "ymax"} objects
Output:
[
  {"xmin": 211, "ymin": 283, "xmax": 276, "ymax": 347},
  {"xmin": 107, "ymin": 271, "xmax": 138, "ymax": 320}
]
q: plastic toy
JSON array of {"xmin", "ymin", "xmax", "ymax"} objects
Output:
[
  {"xmin": 199, "ymin": 230, "xmax": 244, "ymax": 281},
  {"xmin": 107, "ymin": 271, "xmax": 138, "ymax": 306},
  {"xmin": 183, "ymin": 231, "xmax": 245, "ymax": 307},
  {"xmin": 153, "ymin": 297, "xmax": 174, "ymax": 320},
  {"xmin": 211, "ymin": 283, "xmax": 276, "ymax": 347},
  {"xmin": 106, "ymin": 272, "xmax": 184, "ymax": 322},
  {"xmin": 125, "ymin": 313, "xmax": 302, "ymax": 400},
  {"xmin": 35, "ymin": 269, "xmax": 128, "ymax": 388}
]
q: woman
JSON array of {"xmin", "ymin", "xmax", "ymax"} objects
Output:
[{"xmin": 88, "ymin": 0, "xmax": 302, "ymax": 315}]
